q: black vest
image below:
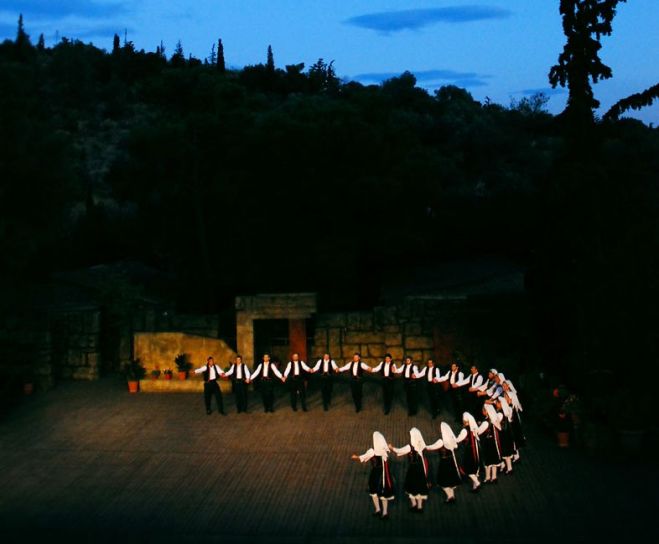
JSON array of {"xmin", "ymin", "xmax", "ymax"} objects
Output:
[
  {"xmin": 203, "ymin": 364, "xmax": 219, "ymax": 382},
  {"xmin": 350, "ymin": 361, "xmax": 364, "ymax": 379}
]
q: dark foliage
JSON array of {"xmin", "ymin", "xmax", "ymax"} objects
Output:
[{"xmin": 0, "ymin": 15, "xmax": 657, "ymax": 387}]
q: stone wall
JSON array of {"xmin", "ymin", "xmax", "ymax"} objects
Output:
[
  {"xmin": 311, "ymin": 298, "xmax": 529, "ymax": 369},
  {"xmin": 133, "ymin": 332, "xmax": 238, "ymax": 374},
  {"xmin": 50, "ymin": 309, "xmax": 102, "ymax": 381}
]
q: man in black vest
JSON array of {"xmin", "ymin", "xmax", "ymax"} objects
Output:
[
  {"xmin": 339, "ymin": 352, "xmax": 372, "ymax": 412},
  {"xmin": 283, "ymin": 352, "xmax": 314, "ymax": 411},
  {"xmin": 312, "ymin": 353, "xmax": 339, "ymax": 411},
  {"xmin": 418, "ymin": 358, "xmax": 443, "ymax": 419},
  {"xmin": 465, "ymin": 364, "xmax": 484, "ymax": 415},
  {"xmin": 224, "ymin": 355, "xmax": 251, "ymax": 413},
  {"xmin": 400, "ymin": 356, "xmax": 421, "ymax": 416},
  {"xmin": 248, "ymin": 353, "xmax": 284, "ymax": 412},
  {"xmin": 371, "ymin": 353, "xmax": 398, "ymax": 415},
  {"xmin": 192, "ymin": 356, "xmax": 225, "ymax": 415}
]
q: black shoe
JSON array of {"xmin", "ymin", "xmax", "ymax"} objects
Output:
[
  {"xmin": 206, "ymin": 410, "xmax": 212, "ymax": 415},
  {"xmin": 302, "ymin": 407, "xmax": 308, "ymax": 412},
  {"xmin": 292, "ymin": 407, "xmax": 297, "ymax": 412},
  {"xmin": 381, "ymin": 513, "xmax": 389, "ymax": 520},
  {"xmin": 372, "ymin": 511, "xmax": 381, "ymax": 518},
  {"xmin": 219, "ymin": 410, "xmax": 225, "ymax": 415}
]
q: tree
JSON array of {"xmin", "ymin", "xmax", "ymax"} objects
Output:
[
  {"xmin": 208, "ymin": 42, "xmax": 216, "ymax": 65},
  {"xmin": 14, "ymin": 14, "xmax": 33, "ymax": 60},
  {"xmin": 604, "ymin": 83, "xmax": 659, "ymax": 121},
  {"xmin": 112, "ymin": 33, "xmax": 120, "ymax": 55},
  {"xmin": 36, "ymin": 33, "xmax": 45, "ymax": 52},
  {"xmin": 217, "ymin": 39, "xmax": 225, "ymax": 73},
  {"xmin": 266, "ymin": 45, "xmax": 274, "ymax": 73},
  {"xmin": 171, "ymin": 39, "xmax": 185, "ymax": 67},
  {"xmin": 308, "ymin": 58, "xmax": 338, "ymax": 93},
  {"xmin": 549, "ymin": 0, "xmax": 626, "ymax": 123}
]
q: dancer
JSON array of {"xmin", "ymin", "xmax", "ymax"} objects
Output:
[
  {"xmin": 224, "ymin": 355, "xmax": 251, "ymax": 413},
  {"xmin": 389, "ymin": 427, "xmax": 442, "ymax": 512},
  {"xmin": 436, "ymin": 422, "xmax": 462, "ymax": 503},
  {"xmin": 339, "ymin": 353, "xmax": 372, "ymax": 412},
  {"xmin": 371, "ymin": 354, "xmax": 398, "ymax": 415},
  {"xmin": 481, "ymin": 404, "xmax": 503, "ymax": 484},
  {"xmin": 504, "ymin": 381, "xmax": 525, "ymax": 460},
  {"xmin": 312, "ymin": 353, "xmax": 338, "ymax": 411},
  {"xmin": 283, "ymin": 353, "xmax": 314, "ymax": 412},
  {"xmin": 400, "ymin": 356, "xmax": 422, "ymax": 416},
  {"xmin": 497, "ymin": 397, "xmax": 516, "ymax": 474},
  {"xmin": 465, "ymin": 364, "xmax": 484, "ymax": 416},
  {"xmin": 192, "ymin": 356, "xmax": 225, "ymax": 415},
  {"xmin": 456, "ymin": 412, "xmax": 486, "ymax": 492},
  {"xmin": 417, "ymin": 358, "xmax": 444, "ymax": 419},
  {"xmin": 248, "ymin": 353, "xmax": 284, "ymax": 413},
  {"xmin": 351, "ymin": 431, "xmax": 395, "ymax": 520}
]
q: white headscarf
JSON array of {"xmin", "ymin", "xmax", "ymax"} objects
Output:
[
  {"xmin": 485, "ymin": 403, "xmax": 502, "ymax": 431},
  {"xmin": 372, "ymin": 431, "xmax": 390, "ymax": 459},
  {"xmin": 508, "ymin": 389, "xmax": 523, "ymax": 412},
  {"xmin": 463, "ymin": 412, "xmax": 479, "ymax": 435},
  {"xmin": 499, "ymin": 397, "xmax": 513, "ymax": 421},
  {"xmin": 410, "ymin": 427, "xmax": 426, "ymax": 454},
  {"xmin": 440, "ymin": 422, "xmax": 458, "ymax": 451}
]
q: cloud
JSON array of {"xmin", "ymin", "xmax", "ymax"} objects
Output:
[
  {"xmin": 516, "ymin": 87, "xmax": 567, "ymax": 96},
  {"xmin": 0, "ymin": 1, "xmax": 126, "ymax": 19},
  {"xmin": 345, "ymin": 5, "xmax": 511, "ymax": 33},
  {"xmin": 352, "ymin": 68, "xmax": 491, "ymax": 88}
]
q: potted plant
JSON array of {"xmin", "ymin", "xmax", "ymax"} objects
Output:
[
  {"xmin": 175, "ymin": 353, "xmax": 192, "ymax": 380},
  {"xmin": 150, "ymin": 369, "xmax": 162, "ymax": 380},
  {"xmin": 163, "ymin": 368, "xmax": 173, "ymax": 380},
  {"xmin": 556, "ymin": 409, "xmax": 572, "ymax": 447},
  {"xmin": 124, "ymin": 358, "xmax": 146, "ymax": 393},
  {"xmin": 22, "ymin": 369, "xmax": 35, "ymax": 395}
]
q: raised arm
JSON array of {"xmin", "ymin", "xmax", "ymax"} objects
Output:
[
  {"xmin": 456, "ymin": 429, "xmax": 468, "ymax": 443},
  {"xmin": 390, "ymin": 444, "xmax": 412, "ymax": 456},
  {"xmin": 426, "ymin": 438, "xmax": 444, "ymax": 451}
]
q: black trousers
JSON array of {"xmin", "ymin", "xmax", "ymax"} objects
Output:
[
  {"xmin": 426, "ymin": 382, "xmax": 440, "ymax": 417},
  {"xmin": 405, "ymin": 381, "xmax": 418, "ymax": 415},
  {"xmin": 259, "ymin": 378, "xmax": 276, "ymax": 412},
  {"xmin": 448, "ymin": 387, "xmax": 463, "ymax": 420},
  {"xmin": 319, "ymin": 374, "xmax": 333, "ymax": 410},
  {"xmin": 382, "ymin": 379, "xmax": 394, "ymax": 414},
  {"xmin": 350, "ymin": 379, "xmax": 363, "ymax": 412},
  {"xmin": 232, "ymin": 380, "xmax": 248, "ymax": 413},
  {"xmin": 289, "ymin": 376, "xmax": 307, "ymax": 411},
  {"xmin": 204, "ymin": 380, "xmax": 224, "ymax": 413}
]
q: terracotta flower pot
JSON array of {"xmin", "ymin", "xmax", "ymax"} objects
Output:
[
  {"xmin": 178, "ymin": 371, "xmax": 188, "ymax": 380},
  {"xmin": 164, "ymin": 374, "xmax": 172, "ymax": 380},
  {"xmin": 23, "ymin": 383, "xmax": 34, "ymax": 395},
  {"xmin": 557, "ymin": 431, "xmax": 570, "ymax": 448},
  {"xmin": 127, "ymin": 380, "xmax": 139, "ymax": 393}
]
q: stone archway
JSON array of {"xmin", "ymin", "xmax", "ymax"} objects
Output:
[{"xmin": 235, "ymin": 293, "xmax": 317, "ymax": 364}]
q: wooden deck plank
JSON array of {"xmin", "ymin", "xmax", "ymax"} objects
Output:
[{"xmin": 0, "ymin": 376, "xmax": 657, "ymax": 543}]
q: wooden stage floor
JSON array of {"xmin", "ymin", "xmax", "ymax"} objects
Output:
[{"xmin": 0, "ymin": 376, "xmax": 657, "ymax": 543}]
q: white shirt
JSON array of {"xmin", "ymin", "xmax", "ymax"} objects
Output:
[
  {"xmin": 468, "ymin": 372, "xmax": 484, "ymax": 389},
  {"xmin": 312, "ymin": 358, "xmax": 338, "ymax": 374},
  {"xmin": 338, "ymin": 360, "xmax": 371, "ymax": 376},
  {"xmin": 371, "ymin": 361, "xmax": 398, "ymax": 377},
  {"xmin": 250, "ymin": 362, "xmax": 283, "ymax": 380},
  {"xmin": 193, "ymin": 364, "xmax": 224, "ymax": 380},
  {"xmin": 448, "ymin": 370, "xmax": 469, "ymax": 386},
  {"xmin": 400, "ymin": 363, "xmax": 420, "ymax": 379},
  {"xmin": 224, "ymin": 363, "xmax": 251, "ymax": 381},
  {"xmin": 416, "ymin": 366, "xmax": 439, "ymax": 383},
  {"xmin": 283, "ymin": 359, "xmax": 312, "ymax": 378}
]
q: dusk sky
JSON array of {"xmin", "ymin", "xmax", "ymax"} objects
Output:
[{"xmin": 1, "ymin": 0, "xmax": 657, "ymax": 123}]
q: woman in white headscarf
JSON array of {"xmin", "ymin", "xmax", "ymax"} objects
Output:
[
  {"xmin": 389, "ymin": 427, "xmax": 443, "ymax": 512},
  {"xmin": 434, "ymin": 422, "xmax": 462, "ymax": 503},
  {"xmin": 480, "ymin": 403, "xmax": 503, "ymax": 483},
  {"xmin": 503, "ymin": 380, "xmax": 525, "ymax": 458},
  {"xmin": 351, "ymin": 431, "xmax": 395, "ymax": 520},
  {"xmin": 456, "ymin": 412, "xmax": 487, "ymax": 492},
  {"xmin": 496, "ymin": 397, "xmax": 516, "ymax": 474}
]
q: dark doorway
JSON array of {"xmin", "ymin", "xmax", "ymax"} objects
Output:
[{"xmin": 254, "ymin": 319, "xmax": 290, "ymax": 366}]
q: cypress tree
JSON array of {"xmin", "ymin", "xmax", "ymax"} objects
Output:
[
  {"xmin": 112, "ymin": 33, "xmax": 120, "ymax": 54},
  {"xmin": 266, "ymin": 45, "xmax": 275, "ymax": 73},
  {"xmin": 37, "ymin": 33, "xmax": 45, "ymax": 51},
  {"xmin": 171, "ymin": 40, "xmax": 185, "ymax": 67},
  {"xmin": 217, "ymin": 39, "xmax": 226, "ymax": 73}
]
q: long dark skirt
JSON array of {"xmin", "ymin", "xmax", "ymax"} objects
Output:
[
  {"xmin": 460, "ymin": 431, "xmax": 481, "ymax": 475},
  {"xmin": 499, "ymin": 419, "xmax": 516, "ymax": 457},
  {"xmin": 511, "ymin": 409, "xmax": 526, "ymax": 447},
  {"xmin": 437, "ymin": 450, "xmax": 462, "ymax": 487},
  {"xmin": 480, "ymin": 430, "xmax": 502, "ymax": 466},
  {"xmin": 404, "ymin": 452, "xmax": 430, "ymax": 496},
  {"xmin": 368, "ymin": 457, "xmax": 395, "ymax": 499}
]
